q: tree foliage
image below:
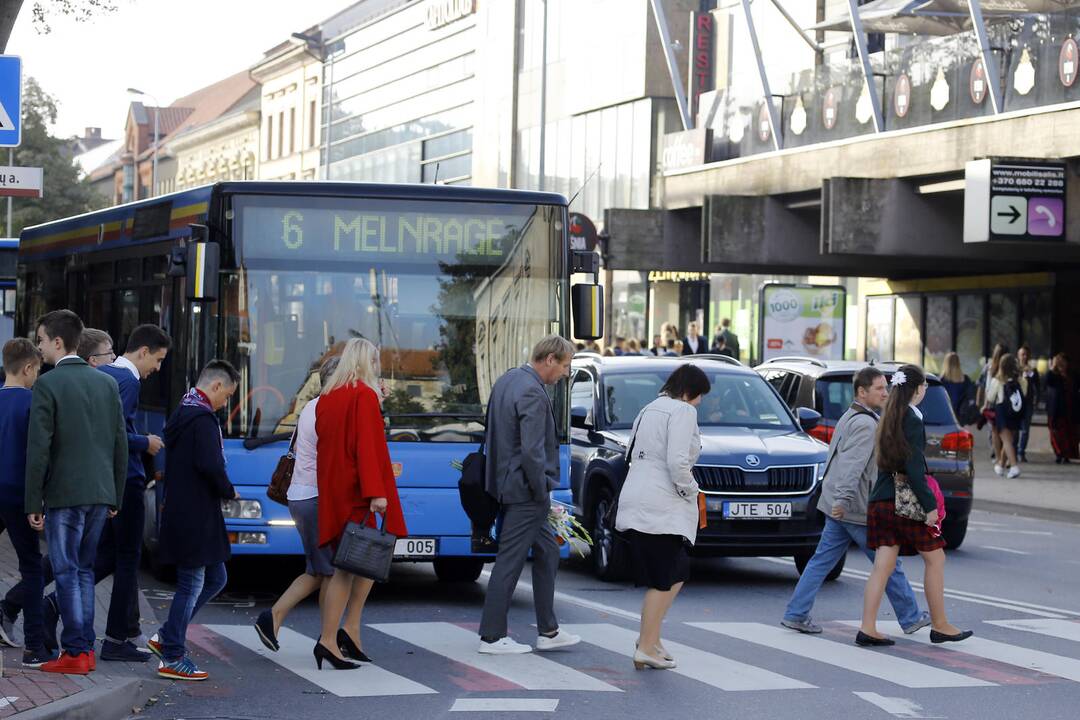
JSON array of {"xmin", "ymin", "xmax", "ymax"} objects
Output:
[
  {"xmin": 30, "ymin": 0, "xmax": 120, "ymax": 34},
  {"xmin": 6, "ymin": 77, "xmax": 99, "ymax": 236}
]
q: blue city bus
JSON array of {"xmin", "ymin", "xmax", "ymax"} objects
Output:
[
  {"xmin": 17, "ymin": 182, "xmax": 602, "ymax": 581},
  {"xmin": 0, "ymin": 238, "xmax": 16, "ymax": 345}
]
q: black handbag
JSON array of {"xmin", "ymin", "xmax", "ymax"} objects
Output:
[
  {"xmin": 603, "ymin": 427, "xmax": 639, "ymax": 531},
  {"xmin": 458, "ymin": 406, "xmax": 500, "ymax": 534},
  {"xmin": 332, "ymin": 511, "xmax": 396, "ymax": 583}
]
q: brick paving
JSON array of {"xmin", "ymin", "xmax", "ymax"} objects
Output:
[{"xmin": 0, "ymin": 532, "xmax": 159, "ymax": 716}]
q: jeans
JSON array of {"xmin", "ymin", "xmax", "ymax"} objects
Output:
[
  {"xmin": 0, "ymin": 503, "xmax": 46, "ymax": 651},
  {"xmin": 93, "ymin": 483, "xmax": 145, "ymax": 641},
  {"xmin": 159, "ymin": 563, "xmax": 227, "ymax": 662},
  {"xmin": 1016, "ymin": 406, "xmax": 1035, "ymax": 457},
  {"xmin": 784, "ymin": 517, "xmax": 923, "ymax": 628},
  {"xmin": 45, "ymin": 504, "xmax": 109, "ymax": 655}
]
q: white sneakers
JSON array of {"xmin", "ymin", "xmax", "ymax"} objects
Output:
[
  {"xmin": 1007, "ymin": 465, "xmax": 1021, "ymax": 479},
  {"xmin": 478, "ymin": 630, "xmax": 582, "ymax": 655},
  {"xmin": 535, "ymin": 630, "xmax": 581, "ymax": 652},
  {"xmin": 993, "ymin": 463, "xmax": 1004, "ymax": 476},
  {"xmin": 478, "ymin": 637, "xmax": 532, "ymax": 655}
]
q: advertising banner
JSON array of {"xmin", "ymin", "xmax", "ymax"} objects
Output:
[{"xmin": 759, "ymin": 284, "xmax": 846, "ymax": 362}]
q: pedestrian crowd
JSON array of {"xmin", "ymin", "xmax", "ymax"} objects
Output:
[{"xmin": 576, "ymin": 319, "xmax": 741, "ymax": 361}]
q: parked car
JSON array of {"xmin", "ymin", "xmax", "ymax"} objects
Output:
[
  {"xmin": 568, "ymin": 353, "xmax": 834, "ymax": 582},
  {"xmin": 755, "ymin": 357, "xmax": 974, "ymax": 549}
]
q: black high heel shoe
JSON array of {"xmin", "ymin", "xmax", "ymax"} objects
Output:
[
  {"xmin": 313, "ymin": 642, "xmax": 362, "ymax": 670},
  {"xmin": 337, "ymin": 629, "xmax": 373, "ymax": 663}
]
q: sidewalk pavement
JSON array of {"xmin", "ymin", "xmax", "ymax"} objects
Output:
[
  {"xmin": 970, "ymin": 422, "xmax": 1080, "ymax": 522},
  {"xmin": 0, "ymin": 534, "xmax": 167, "ymax": 719}
]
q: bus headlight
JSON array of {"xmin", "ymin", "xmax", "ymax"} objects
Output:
[{"xmin": 222, "ymin": 499, "xmax": 262, "ymax": 519}]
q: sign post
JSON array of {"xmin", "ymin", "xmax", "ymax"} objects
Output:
[
  {"xmin": 964, "ymin": 158, "xmax": 1067, "ymax": 243},
  {"xmin": 0, "ymin": 166, "xmax": 42, "ymax": 198}
]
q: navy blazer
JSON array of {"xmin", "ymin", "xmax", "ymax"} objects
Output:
[{"xmin": 99, "ymin": 364, "xmax": 149, "ymax": 485}]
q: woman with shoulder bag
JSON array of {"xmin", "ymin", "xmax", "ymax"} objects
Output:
[
  {"xmin": 313, "ymin": 339, "xmax": 407, "ymax": 670},
  {"xmin": 858, "ymin": 364, "xmax": 972, "ymax": 647},
  {"xmin": 615, "ymin": 364, "xmax": 710, "ymax": 670},
  {"xmin": 256, "ymin": 356, "xmax": 377, "ymax": 658},
  {"xmin": 940, "ymin": 352, "xmax": 977, "ymax": 426}
]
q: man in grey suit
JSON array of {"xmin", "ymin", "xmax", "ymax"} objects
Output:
[
  {"xmin": 478, "ymin": 335, "xmax": 581, "ymax": 655},
  {"xmin": 781, "ymin": 366, "xmax": 930, "ymax": 635}
]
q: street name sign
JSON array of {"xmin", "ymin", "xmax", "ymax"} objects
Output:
[
  {"xmin": 0, "ymin": 56, "xmax": 20, "ymax": 147},
  {"xmin": 0, "ymin": 166, "xmax": 42, "ymax": 197},
  {"xmin": 964, "ymin": 158, "xmax": 1066, "ymax": 243}
]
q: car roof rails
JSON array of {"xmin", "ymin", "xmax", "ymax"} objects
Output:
[
  {"xmin": 685, "ymin": 353, "xmax": 744, "ymax": 367},
  {"xmin": 573, "ymin": 351, "xmax": 602, "ymax": 359},
  {"xmin": 763, "ymin": 356, "xmax": 827, "ymax": 368}
]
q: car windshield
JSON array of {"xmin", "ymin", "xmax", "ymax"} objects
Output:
[
  {"xmin": 816, "ymin": 377, "xmax": 957, "ymax": 426},
  {"xmin": 603, "ymin": 370, "xmax": 795, "ymax": 430}
]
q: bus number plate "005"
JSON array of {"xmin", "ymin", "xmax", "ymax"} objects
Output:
[{"xmin": 394, "ymin": 538, "xmax": 438, "ymax": 557}]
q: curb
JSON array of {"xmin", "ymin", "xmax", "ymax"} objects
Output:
[
  {"xmin": 974, "ymin": 498, "xmax": 1080, "ymax": 525},
  {"xmin": 14, "ymin": 675, "xmax": 169, "ymax": 720}
]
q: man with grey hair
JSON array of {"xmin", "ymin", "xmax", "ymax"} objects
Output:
[{"xmin": 478, "ymin": 335, "xmax": 580, "ymax": 655}]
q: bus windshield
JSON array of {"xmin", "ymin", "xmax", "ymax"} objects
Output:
[{"xmin": 220, "ymin": 193, "xmax": 567, "ymax": 442}]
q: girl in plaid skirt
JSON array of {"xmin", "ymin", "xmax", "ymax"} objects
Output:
[{"xmin": 857, "ymin": 364, "xmax": 972, "ymax": 648}]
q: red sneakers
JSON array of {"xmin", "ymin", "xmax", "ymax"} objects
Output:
[
  {"xmin": 89, "ymin": 650, "xmax": 96, "ymax": 671},
  {"xmin": 40, "ymin": 651, "xmax": 91, "ymax": 675}
]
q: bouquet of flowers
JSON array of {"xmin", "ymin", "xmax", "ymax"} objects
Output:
[{"xmin": 548, "ymin": 501, "xmax": 593, "ymax": 556}]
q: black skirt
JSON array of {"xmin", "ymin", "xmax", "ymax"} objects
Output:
[{"xmin": 624, "ymin": 529, "xmax": 691, "ymax": 591}]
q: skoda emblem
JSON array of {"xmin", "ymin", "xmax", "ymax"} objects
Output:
[{"xmin": 745, "ymin": 454, "xmax": 761, "ymax": 468}]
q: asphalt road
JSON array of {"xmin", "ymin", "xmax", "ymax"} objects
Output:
[{"xmin": 134, "ymin": 508, "xmax": 1080, "ymax": 720}]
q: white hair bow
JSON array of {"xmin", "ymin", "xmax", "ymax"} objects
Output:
[{"xmin": 891, "ymin": 370, "xmax": 907, "ymax": 387}]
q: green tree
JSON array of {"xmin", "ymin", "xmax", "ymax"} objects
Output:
[{"xmin": 5, "ymin": 77, "xmax": 99, "ymax": 236}]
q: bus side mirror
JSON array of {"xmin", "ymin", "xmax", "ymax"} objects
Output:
[
  {"xmin": 185, "ymin": 241, "xmax": 220, "ymax": 302},
  {"xmin": 571, "ymin": 283, "xmax": 603, "ymax": 340}
]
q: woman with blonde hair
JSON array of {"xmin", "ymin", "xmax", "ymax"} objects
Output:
[
  {"xmin": 313, "ymin": 339, "xmax": 407, "ymax": 670},
  {"xmin": 940, "ymin": 352, "xmax": 977, "ymax": 426}
]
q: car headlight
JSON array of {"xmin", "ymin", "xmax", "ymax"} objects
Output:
[
  {"xmin": 815, "ymin": 461, "xmax": 827, "ymax": 481},
  {"xmin": 222, "ymin": 499, "xmax": 262, "ymax": 519}
]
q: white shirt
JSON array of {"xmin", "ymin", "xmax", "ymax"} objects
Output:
[
  {"xmin": 57, "ymin": 354, "xmax": 80, "ymax": 364},
  {"xmin": 287, "ymin": 396, "xmax": 320, "ymax": 502},
  {"xmin": 909, "ymin": 403, "xmax": 923, "ymax": 421},
  {"xmin": 685, "ymin": 336, "xmax": 701, "ymax": 354},
  {"xmin": 111, "ymin": 355, "xmax": 140, "ymax": 381}
]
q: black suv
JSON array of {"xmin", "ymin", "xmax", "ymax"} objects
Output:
[
  {"xmin": 755, "ymin": 357, "xmax": 974, "ymax": 549},
  {"xmin": 568, "ymin": 354, "xmax": 834, "ymax": 581}
]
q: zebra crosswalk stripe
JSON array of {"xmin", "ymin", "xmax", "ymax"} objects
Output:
[
  {"xmin": 860, "ymin": 621, "xmax": 1080, "ymax": 683},
  {"xmin": 205, "ymin": 625, "xmax": 438, "ymax": 697},
  {"xmin": 689, "ymin": 622, "xmax": 993, "ymax": 688},
  {"xmin": 561, "ymin": 623, "xmax": 813, "ymax": 691},
  {"xmin": 370, "ymin": 622, "xmax": 621, "ymax": 692},
  {"xmin": 986, "ymin": 619, "xmax": 1080, "ymax": 644}
]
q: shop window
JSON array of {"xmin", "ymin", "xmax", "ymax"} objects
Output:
[
  {"xmin": 1021, "ymin": 291, "xmax": 1052, "ymax": 365},
  {"xmin": 923, "ymin": 295, "xmax": 953, "ymax": 375},
  {"xmin": 894, "ymin": 296, "xmax": 922, "ymax": 365},
  {"xmin": 865, "ymin": 296, "xmax": 894, "ymax": 362},
  {"xmin": 989, "ymin": 293, "xmax": 1019, "ymax": 354},
  {"xmin": 955, "ymin": 294, "xmax": 984, "ymax": 379}
]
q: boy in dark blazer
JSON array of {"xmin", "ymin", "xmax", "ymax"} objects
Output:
[
  {"xmin": 146, "ymin": 360, "xmax": 239, "ymax": 682},
  {"xmin": 26, "ymin": 310, "xmax": 127, "ymax": 675}
]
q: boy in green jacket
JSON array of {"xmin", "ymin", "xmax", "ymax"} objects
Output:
[{"xmin": 25, "ymin": 310, "xmax": 127, "ymax": 675}]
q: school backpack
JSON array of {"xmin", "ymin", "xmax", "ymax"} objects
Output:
[{"xmin": 1002, "ymin": 379, "xmax": 1025, "ymax": 423}]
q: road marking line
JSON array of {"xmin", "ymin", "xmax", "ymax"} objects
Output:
[
  {"xmin": 370, "ymin": 622, "xmax": 620, "ymax": 692},
  {"xmin": 450, "ymin": 699, "xmax": 559, "ymax": 712},
  {"xmin": 689, "ymin": 623, "xmax": 992, "ymax": 688},
  {"xmin": 0, "ymin": 698, "xmax": 18, "ymax": 710},
  {"xmin": 562, "ymin": 623, "xmax": 813, "ymax": 691},
  {"xmin": 205, "ymin": 625, "xmax": 437, "ymax": 697},
  {"xmin": 756, "ymin": 557, "xmax": 1076, "ymax": 618},
  {"xmin": 852, "ymin": 692, "xmax": 944, "ymax": 718},
  {"xmin": 981, "ymin": 546, "xmax": 1030, "ymax": 555},
  {"xmin": 482, "ymin": 571, "xmax": 641, "ymax": 622},
  {"xmin": 970, "ymin": 529, "xmax": 1053, "ymax": 536},
  {"xmin": 845, "ymin": 621, "xmax": 1080, "ymax": 683},
  {"xmin": 986, "ymin": 619, "xmax": 1080, "ymax": 644}
]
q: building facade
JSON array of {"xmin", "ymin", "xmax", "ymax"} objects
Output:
[{"xmin": 251, "ymin": 32, "xmax": 324, "ymax": 181}]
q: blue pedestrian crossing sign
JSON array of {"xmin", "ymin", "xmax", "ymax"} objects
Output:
[{"xmin": 0, "ymin": 55, "xmax": 21, "ymax": 148}]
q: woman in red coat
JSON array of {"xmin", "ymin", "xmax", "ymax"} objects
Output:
[{"xmin": 314, "ymin": 338, "xmax": 407, "ymax": 669}]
